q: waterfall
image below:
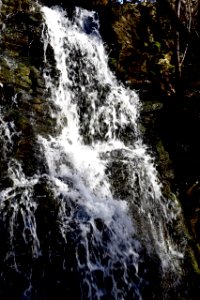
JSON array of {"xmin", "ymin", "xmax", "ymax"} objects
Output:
[{"xmin": 0, "ymin": 4, "xmax": 187, "ymax": 300}]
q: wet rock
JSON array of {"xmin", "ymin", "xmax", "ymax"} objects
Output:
[
  {"xmin": 0, "ymin": 177, "xmax": 14, "ymax": 190},
  {"xmin": 0, "ymin": 0, "xmax": 199, "ymax": 298},
  {"xmin": 0, "ymin": 0, "xmax": 56, "ymax": 178}
]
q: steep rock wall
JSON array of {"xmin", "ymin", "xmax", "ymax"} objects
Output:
[
  {"xmin": 0, "ymin": 0, "xmax": 56, "ymax": 177},
  {"xmin": 0, "ymin": 0, "xmax": 199, "ymax": 296}
]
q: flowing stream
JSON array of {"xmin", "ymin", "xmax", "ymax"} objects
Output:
[{"xmin": 0, "ymin": 4, "xmax": 187, "ymax": 300}]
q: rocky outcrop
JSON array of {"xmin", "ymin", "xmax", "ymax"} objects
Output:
[
  {"xmin": 92, "ymin": 1, "xmax": 200, "ymax": 276},
  {"xmin": 0, "ymin": 0, "xmax": 57, "ymax": 176}
]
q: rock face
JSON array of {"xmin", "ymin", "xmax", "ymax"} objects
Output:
[
  {"xmin": 93, "ymin": 1, "xmax": 200, "ymax": 275},
  {"xmin": 0, "ymin": 0, "xmax": 57, "ymax": 177},
  {"xmin": 0, "ymin": 0, "xmax": 200, "ymax": 298}
]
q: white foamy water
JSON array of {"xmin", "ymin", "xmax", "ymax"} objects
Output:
[
  {"xmin": 0, "ymin": 114, "xmax": 40, "ymax": 265},
  {"xmin": 39, "ymin": 5, "xmax": 185, "ymax": 296},
  {"xmin": 0, "ymin": 4, "xmax": 187, "ymax": 299}
]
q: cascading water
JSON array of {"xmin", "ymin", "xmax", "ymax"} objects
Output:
[{"xmin": 0, "ymin": 3, "xmax": 187, "ymax": 300}]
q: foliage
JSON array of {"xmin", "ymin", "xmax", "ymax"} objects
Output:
[
  {"xmin": 104, "ymin": 2, "xmax": 176, "ymax": 96},
  {"xmin": 96, "ymin": 0, "xmax": 199, "ymax": 99}
]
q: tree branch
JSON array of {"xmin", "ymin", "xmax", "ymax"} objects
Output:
[{"xmin": 156, "ymin": 0, "xmax": 200, "ymax": 50}]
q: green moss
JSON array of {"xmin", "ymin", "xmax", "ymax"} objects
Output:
[
  {"xmin": 142, "ymin": 101, "xmax": 163, "ymax": 113},
  {"xmin": 186, "ymin": 241, "xmax": 200, "ymax": 275},
  {"xmin": 0, "ymin": 58, "xmax": 31, "ymax": 90},
  {"xmin": 156, "ymin": 140, "xmax": 170, "ymax": 162},
  {"xmin": 15, "ymin": 63, "xmax": 31, "ymax": 89}
]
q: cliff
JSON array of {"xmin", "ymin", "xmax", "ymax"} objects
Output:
[{"xmin": 0, "ymin": 0, "xmax": 200, "ymax": 297}]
